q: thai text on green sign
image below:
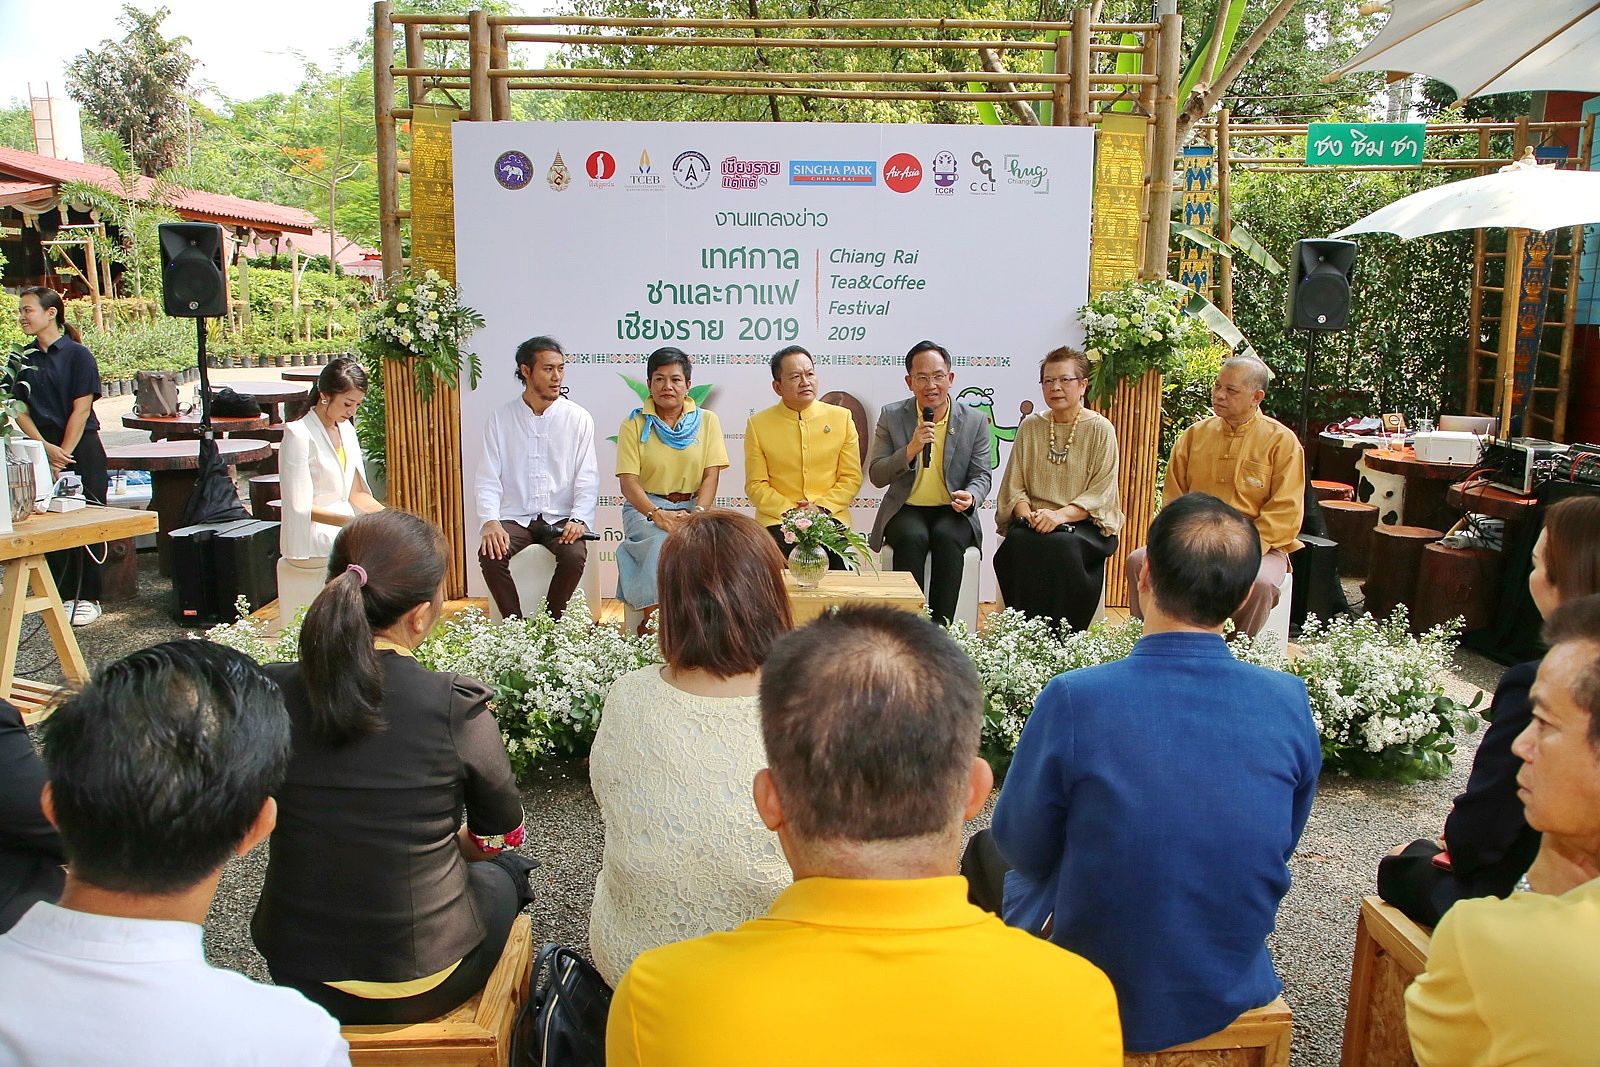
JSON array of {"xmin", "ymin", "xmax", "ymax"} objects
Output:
[{"xmin": 1305, "ymin": 123, "xmax": 1425, "ymax": 166}]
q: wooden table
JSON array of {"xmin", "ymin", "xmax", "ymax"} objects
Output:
[
  {"xmin": 0, "ymin": 505, "xmax": 158, "ymax": 722},
  {"xmin": 781, "ymin": 568, "xmax": 924, "ymax": 624},
  {"xmin": 281, "ymin": 365, "xmax": 327, "ymax": 383},
  {"xmin": 104, "ymin": 439, "xmax": 272, "ymax": 574},
  {"xmin": 1362, "ymin": 447, "xmax": 1475, "ymax": 529},
  {"xmin": 121, "ymin": 411, "xmax": 270, "ymax": 439},
  {"xmin": 1446, "ymin": 478, "xmax": 1539, "ymax": 523},
  {"xmin": 209, "ymin": 380, "xmax": 311, "ymax": 423}
]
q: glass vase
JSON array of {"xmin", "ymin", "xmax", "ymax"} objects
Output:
[{"xmin": 788, "ymin": 542, "xmax": 829, "ymax": 588}]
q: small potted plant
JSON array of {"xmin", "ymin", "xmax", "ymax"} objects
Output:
[{"xmin": 777, "ymin": 507, "xmax": 874, "ymax": 588}]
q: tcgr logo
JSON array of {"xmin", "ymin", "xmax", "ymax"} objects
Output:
[{"xmin": 932, "ymin": 151, "xmax": 958, "ymax": 196}]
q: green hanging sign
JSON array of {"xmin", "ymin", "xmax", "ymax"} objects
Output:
[{"xmin": 1305, "ymin": 123, "xmax": 1425, "ymax": 166}]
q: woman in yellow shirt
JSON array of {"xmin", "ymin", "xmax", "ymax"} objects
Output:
[{"xmin": 615, "ymin": 348, "xmax": 729, "ymax": 621}]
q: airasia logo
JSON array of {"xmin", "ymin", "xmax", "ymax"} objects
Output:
[
  {"xmin": 884, "ymin": 153, "xmax": 923, "ymax": 193},
  {"xmin": 586, "ymin": 151, "xmax": 616, "ymax": 180}
]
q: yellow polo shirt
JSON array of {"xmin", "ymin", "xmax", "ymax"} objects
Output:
[
  {"xmin": 1163, "ymin": 412, "xmax": 1305, "ymax": 553},
  {"xmin": 614, "ymin": 398, "xmax": 730, "ymax": 496},
  {"xmin": 905, "ymin": 404, "xmax": 953, "ymax": 506},
  {"xmin": 743, "ymin": 401, "xmax": 863, "ymax": 527},
  {"xmin": 607, "ymin": 876, "xmax": 1122, "ymax": 1067}
]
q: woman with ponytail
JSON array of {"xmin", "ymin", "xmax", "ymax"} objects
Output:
[
  {"xmin": 251, "ymin": 510, "xmax": 534, "ymax": 1025},
  {"xmin": 14, "ymin": 287, "xmax": 107, "ymax": 626}
]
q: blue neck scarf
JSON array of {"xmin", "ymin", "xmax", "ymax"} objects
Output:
[{"xmin": 633, "ymin": 403, "xmax": 702, "ymax": 450}]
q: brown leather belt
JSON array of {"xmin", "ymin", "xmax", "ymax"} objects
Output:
[{"xmin": 662, "ymin": 492, "xmax": 695, "ymax": 503}]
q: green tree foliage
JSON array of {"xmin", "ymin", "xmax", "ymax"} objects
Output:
[
  {"xmin": 0, "ymin": 102, "xmax": 33, "ymax": 152},
  {"xmin": 66, "ymin": 4, "xmax": 198, "ymax": 177},
  {"xmin": 59, "ymin": 132, "xmax": 183, "ymax": 301}
]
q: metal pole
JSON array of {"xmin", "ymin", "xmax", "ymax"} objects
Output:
[
  {"xmin": 196, "ymin": 318, "xmax": 214, "ymax": 432},
  {"xmin": 1299, "ymin": 329, "xmax": 1319, "ymax": 444}
]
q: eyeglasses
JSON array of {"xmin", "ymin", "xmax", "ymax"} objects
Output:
[
  {"xmin": 1041, "ymin": 375, "xmax": 1088, "ymax": 387},
  {"xmin": 910, "ymin": 373, "xmax": 950, "ymax": 386}
]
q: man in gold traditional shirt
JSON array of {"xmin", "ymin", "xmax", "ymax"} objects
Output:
[
  {"xmin": 1127, "ymin": 356, "xmax": 1304, "ymax": 637},
  {"xmin": 744, "ymin": 345, "xmax": 863, "ymax": 557}
]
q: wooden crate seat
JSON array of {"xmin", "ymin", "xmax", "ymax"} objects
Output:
[
  {"xmin": 342, "ymin": 914, "xmax": 533, "ymax": 1067},
  {"xmin": 1124, "ymin": 997, "xmax": 1292, "ymax": 1067},
  {"xmin": 1339, "ymin": 896, "xmax": 1431, "ymax": 1067}
]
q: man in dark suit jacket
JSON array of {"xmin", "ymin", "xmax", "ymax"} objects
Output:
[{"xmin": 867, "ymin": 341, "xmax": 993, "ymax": 626}]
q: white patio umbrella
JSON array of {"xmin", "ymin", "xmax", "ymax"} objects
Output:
[
  {"xmin": 1331, "ymin": 152, "xmax": 1600, "ymax": 433},
  {"xmin": 1327, "ymin": 0, "xmax": 1600, "ymax": 102}
]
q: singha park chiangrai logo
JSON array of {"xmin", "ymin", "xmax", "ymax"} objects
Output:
[
  {"xmin": 494, "ymin": 150, "xmax": 533, "ymax": 190},
  {"xmin": 547, "ymin": 151, "xmax": 572, "ymax": 191}
]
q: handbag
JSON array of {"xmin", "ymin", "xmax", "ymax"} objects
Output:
[
  {"xmin": 211, "ymin": 387, "xmax": 263, "ymax": 419},
  {"xmin": 133, "ymin": 371, "xmax": 181, "ymax": 417},
  {"xmin": 509, "ymin": 943, "xmax": 612, "ymax": 1067}
]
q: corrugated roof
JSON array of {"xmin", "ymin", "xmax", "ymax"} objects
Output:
[
  {"xmin": 0, "ymin": 146, "xmax": 317, "ymax": 234},
  {"xmin": 0, "ymin": 180, "xmax": 54, "ymax": 209}
]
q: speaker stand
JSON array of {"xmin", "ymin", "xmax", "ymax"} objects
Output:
[
  {"xmin": 195, "ymin": 317, "xmax": 213, "ymax": 430},
  {"xmin": 1297, "ymin": 328, "xmax": 1320, "ymax": 444}
]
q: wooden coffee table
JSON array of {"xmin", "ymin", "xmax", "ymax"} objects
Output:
[
  {"xmin": 781, "ymin": 569, "xmax": 925, "ymax": 624},
  {"xmin": 122, "ymin": 411, "xmax": 271, "ymax": 439},
  {"xmin": 104, "ymin": 439, "xmax": 273, "ymax": 574}
]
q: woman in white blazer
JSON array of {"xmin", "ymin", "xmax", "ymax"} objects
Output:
[{"xmin": 279, "ymin": 357, "xmax": 384, "ymax": 560}]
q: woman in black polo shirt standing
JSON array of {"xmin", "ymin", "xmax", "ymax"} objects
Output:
[{"xmin": 15, "ymin": 287, "xmax": 107, "ymax": 625}]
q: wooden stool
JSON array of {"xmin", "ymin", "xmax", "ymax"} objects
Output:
[
  {"xmin": 343, "ymin": 914, "xmax": 533, "ymax": 1066},
  {"xmin": 1411, "ymin": 543, "xmax": 1502, "ymax": 634},
  {"xmin": 100, "ymin": 537, "xmax": 140, "ymax": 603},
  {"xmin": 1340, "ymin": 896, "xmax": 1431, "ymax": 1067},
  {"xmin": 249, "ymin": 475, "xmax": 280, "ymax": 521},
  {"xmin": 1320, "ymin": 500, "xmax": 1379, "ymax": 578},
  {"xmin": 1313, "ymin": 479, "xmax": 1355, "ymax": 503},
  {"xmin": 1125, "ymin": 997, "xmax": 1292, "ymax": 1067},
  {"xmin": 1362, "ymin": 526, "xmax": 1443, "ymax": 623}
]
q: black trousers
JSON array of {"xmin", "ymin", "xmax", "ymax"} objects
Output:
[
  {"xmin": 993, "ymin": 519, "xmax": 1117, "ymax": 632},
  {"xmin": 884, "ymin": 504, "xmax": 977, "ymax": 626},
  {"xmin": 273, "ymin": 852, "xmax": 538, "ymax": 1026},
  {"xmin": 42, "ymin": 427, "xmax": 108, "ymax": 602},
  {"xmin": 478, "ymin": 519, "xmax": 588, "ymax": 620},
  {"xmin": 766, "ymin": 524, "xmax": 847, "ymax": 571}
]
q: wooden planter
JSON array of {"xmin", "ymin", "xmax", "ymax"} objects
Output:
[{"xmin": 1095, "ymin": 369, "xmax": 1163, "ymax": 609}]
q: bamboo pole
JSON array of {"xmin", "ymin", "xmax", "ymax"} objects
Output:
[
  {"xmin": 1142, "ymin": 13, "xmax": 1181, "ymax": 282},
  {"xmin": 475, "ymin": 67, "xmax": 1078, "ymax": 83},
  {"xmin": 1466, "ymin": 125, "xmax": 1490, "ymax": 416},
  {"xmin": 404, "ymin": 22, "xmax": 425, "ymax": 108},
  {"xmin": 82, "ymin": 232, "xmax": 104, "ymax": 332},
  {"xmin": 469, "ymin": 10, "xmax": 491, "ymax": 121},
  {"xmin": 1497, "ymin": 227, "xmax": 1527, "ymax": 436},
  {"xmin": 375, "ymin": 1, "xmax": 401, "ymax": 280},
  {"xmin": 1552, "ymin": 112, "xmax": 1594, "ymax": 441},
  {"xmin": 1068, "ymin": 6, "xmax": 1090, "ymax": 127},
  {"xmin": 484, "ymin": 15, "xmax": 1143, "ymax": 31},
  {"xmin": 497, "ymin": 31, "xmax": 1056, "ymax": 50},
  {"xmin": 490, "ymin": 23, "xmax": 510, "ymax": 120},
  {"xmin": 497, "ymin": 82, "xmax": 1053, "ymax": 101},
  {"xmin": 1217, "ymin": 108, "xmax": 1233, "ymax": 318}
]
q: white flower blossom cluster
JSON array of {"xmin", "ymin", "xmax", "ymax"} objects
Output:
[
  {"xmin": 1077, "ymin": 280, "xmax": 1200, "ymax": 369},
  {"xmin": 365, "ymin": 269, "xmax": 478, "ymax": 359}
]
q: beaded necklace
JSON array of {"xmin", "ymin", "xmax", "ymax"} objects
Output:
[{"xmin": 1046, "ymin": 407, "xmax": 1083, "ymax": 464}]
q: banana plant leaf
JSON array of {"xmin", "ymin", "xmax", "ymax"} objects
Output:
[
  {"xmin": 1108, "ymin": 33, "xmax": 1145, "ymax": 113},
  {"xmin": 1176, "ymin": 0, "xmax": 1249, "ymax": 105},
  {"xmin": 1164, "ymin": 279, "xmax": 1260, "ymax": 362}
]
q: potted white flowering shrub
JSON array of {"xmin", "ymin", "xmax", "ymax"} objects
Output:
[
  {"xmin": 359, "ymin": 268, "xmax": 486, "ymax": 401},
  {"xmin": 1077, "ymin": 279, "xmax": 1204, "ymax": 405}
]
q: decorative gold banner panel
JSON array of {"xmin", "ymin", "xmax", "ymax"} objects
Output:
[
  {"xmin": 411, "ymin": 105, "xmax": 460, "ymax": 282},
  {"xmin": 1089, "ymin": 112, "xmax": 1149, "ymax": 296}
]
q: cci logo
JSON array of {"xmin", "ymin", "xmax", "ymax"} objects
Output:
[
  {"xmin": 673, "ymin": 151, "xmax": 711, "ymax": 189},
  {"xmin": 1004, "ymin": 154, "xmax": 1050, "ymax": 193},
  {"xmin": 884, "ymin": 153, "xmax": 923, "ymax": 194},
  {"xmin": 493, "ymin": 150, "xmax": 532, "ymax": 190},
  {"xmin": 969, "ymin": 152, "xmax": 997, "ymax": 194},
  {"xmin": 586, "ymin": 150, "xmax": 617, "ymax": 184},
  {"xmin": 932, "ymin": 151, "xmax": 958, "ymax": 195},
  {"xmin": 629, "ymin": 150, "xmax": 662, "ymax": 190},
  {"xmin": 546, "ymin": 152, "xmax": 571, "ymax": 191},
  {"xmin": 788, "ymin": 160, "xmax": 877, "ymax": 186}
]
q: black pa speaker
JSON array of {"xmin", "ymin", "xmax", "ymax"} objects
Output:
[
  {"xmin": 159, "ymin": 222, "xmax": 227, "ymax": 318},
  {"xmin": 1285, "ymin": 238, "xmax": 1356, "ymax": 332}
]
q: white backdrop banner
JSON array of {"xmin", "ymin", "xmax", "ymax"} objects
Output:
[{"xmin": 453, "ymin": 120, "xmax": 1094, "ymax": 599}]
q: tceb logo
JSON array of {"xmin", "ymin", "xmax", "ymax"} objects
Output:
[
  {"xmin": 884, "ymin": 153, "xmax": 923, "ymax": 193},
  {"xmin": 586, "ymin": 151, "xmax": 616, "ymax": 184}
]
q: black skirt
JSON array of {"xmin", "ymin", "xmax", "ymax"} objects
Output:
[{"xmin": 993, "ymin": 518, "xmax": 1117, "ymax": 632}]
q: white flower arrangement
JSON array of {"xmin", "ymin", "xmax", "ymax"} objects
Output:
[
  {"xmin": 359, "ymin": 268, "xmax": 486, "ymax": 401},
  {"xmin": 1077, "ymin": 280, "xmax": 1204, "ymax": 403}
]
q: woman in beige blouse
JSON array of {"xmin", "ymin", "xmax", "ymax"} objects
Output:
[{"xmin": 994, "ymin": 346, "xmax": 1124, "ymax": 631}]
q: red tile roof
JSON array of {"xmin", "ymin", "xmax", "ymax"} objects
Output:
[
  {"xmin": 0, "ymin": 146, "xmax": 317, "ymax": 234},
  {"xmin": 0, "ymin": 180, "xmax": 54, "ymax": 209}
]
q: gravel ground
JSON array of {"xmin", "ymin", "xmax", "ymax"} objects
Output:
[{"xmin": 35, "ymin": 551, "xmax": 1503, "ymax": 1066}]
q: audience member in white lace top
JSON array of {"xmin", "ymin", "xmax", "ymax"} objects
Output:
[{"xmin": 588, "ymin": 512, "xmax": 794, "ymax": 985}]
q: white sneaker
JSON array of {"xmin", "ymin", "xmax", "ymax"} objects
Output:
[{"xmin": 67, "ymin": 600, "xmax": 102, "ymax": 627}]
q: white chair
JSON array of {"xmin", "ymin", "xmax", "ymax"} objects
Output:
[
  {"xmin": 274, "ymin": 556, "xmax": 328, "ymax": 634},
  {"xmin": 879, "ymin": 544, "xmax": 981, "ymax": 629},
  {"xmin": 1255, "ymin": 568, "xmax": 1295, "ymax": 656},
  {"xmin": 486, "ymin": 541, "xmax": 602, "ymax": 622},
  {"xmin": 994, "ymin": 576, "xmax": 1106, "ymax": 625}
]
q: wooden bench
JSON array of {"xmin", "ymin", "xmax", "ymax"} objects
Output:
[
  {"xmin": 342, "ymin": 914, "xmax": 533, "ymax": 1066},
  {"xmin": 1124, "ymin": 997, "xmax": 1292, "ymax": 1067},
  {"xmin": 1339, "ymin": 896, "xmax": 1431, "ymax": 1067}
]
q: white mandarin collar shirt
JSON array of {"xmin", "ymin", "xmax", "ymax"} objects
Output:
[
  {"xmin": 0, "ymin": 902, "xmax": 350, "ymax": 1066},
  {"xmin": 475, "ymin": 394, "xmax": 599, "ymax": 530}
]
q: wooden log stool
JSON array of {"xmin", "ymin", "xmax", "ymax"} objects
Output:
[
  {"xmin": 342, "ymin": 914, "xmax": 534, "ymax": 1067},
  {"xmin": 1339, "ymin": 896, "xmax": 1431, "ymax": 1067},
  {"xmin": 1362, "ymin": 526, "xmax": 1443, "ymax": 623},
  {"xmin": 100, "ymin": 537, "xmax": 141, "ymax": 603},
  {"xmin": 1411, "ymin": 543, "xmax": 1502, "ymax": 635},
  {"xmin": 1321, "ymin": 500, "xmax": 1379, "ymax": 578},
  {"xmin": 1313, "ymin": 479, "xmax": 1355, "ymax": 503},
  {"xmin": 249, "ymin": 475, "xmax": 281, "ymax": 521},
  {"xmin": 1124, "ymin": 997, "xmax": 1292, "ymax": 1067}
]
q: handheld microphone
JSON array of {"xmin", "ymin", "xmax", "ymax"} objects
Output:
[{"xmin": 920, "ymin": 406, "xmax": 934, "ymax": 467}]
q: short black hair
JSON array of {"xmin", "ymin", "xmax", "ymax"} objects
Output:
[
  {"xmin": 646, "ymin": 346, "xmax": 692, "ymax": 383},
  {"xmin": 1542, "ymin": 593, "xmax": 1600, "ymax": 748},
  {"xmin": 1145, "ymin": 493, "xmax": 1261, "ymax": 628},
  {"xmin": 42, "ymin": 641, "xmax": 290, "ymax": 895},
  {"xmin": 514, "ymin": 336, "xmax": 564, "ymax": 381},
  {"xmin": 904, "ymin": 340, "xmax": 951, "ymax": 373},
  {"xmin": 770, "ymin": 344, "xmax": 812, "ymax": 381},
  {"xmin": 759, "ymin": 606, "xmax": 981, "ymax": 841}
]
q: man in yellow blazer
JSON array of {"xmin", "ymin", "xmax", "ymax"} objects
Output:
[
  {"xmin": 1406, "ymin": 594, "xmax": 1600, "ymax": 1066},
  {"xmin": 606, "ymin": 607, "xmax": 1122, "ymax": 1067},
  {"xmin": 744, "ymin": 345, "xmax": 863, "ymax": 557}
]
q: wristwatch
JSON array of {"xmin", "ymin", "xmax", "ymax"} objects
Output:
[{"xmin": 694, "ymin": 505, "xmax": 707, "ymax": 513}]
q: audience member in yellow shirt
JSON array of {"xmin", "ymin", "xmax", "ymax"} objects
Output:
[
  {"xmin": 1406, "ymin": 596, "xmax": 1600, "ymax": 1066},
  {"xmin": 607, "ymin": 606, "xmax": 1122, "ymax": 1067},
  {"xmin": 743, "ymin": 346, "xmax": 863, "ymax": 557},
  {"xmin": 1126, "ymin": 356, "xmax": 1304, "ymax": 637}
]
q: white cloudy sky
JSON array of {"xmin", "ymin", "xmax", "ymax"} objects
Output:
[{"xmin": 0, "ymin": 0, "xmax": 557, "ymax": 107}]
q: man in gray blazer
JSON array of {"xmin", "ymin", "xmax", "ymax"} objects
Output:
[{"xmin": 867, "ymin": 341, "xmax": 994, "ymax": 626}]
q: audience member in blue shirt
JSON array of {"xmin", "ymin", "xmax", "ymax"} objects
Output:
[{"xmin": 991, "ymin": 492, "xmax": 1320, "ymax": 1053}]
